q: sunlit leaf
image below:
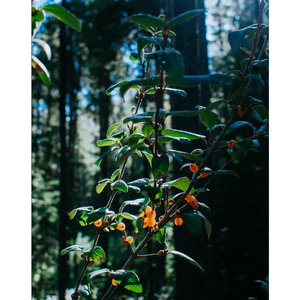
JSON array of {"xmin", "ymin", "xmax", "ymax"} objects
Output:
[
  {"xmin": 167, "ymin": 150, "xmax": 204, "ymax": 163},
  {"xmin": 164, "ymin": 177, "xmax": 195, "ymax": 194},
  {"xmin": 226, "ymin": 121, "xmax": 256, "ymax": 135},
  {"xmin": 162, "ymin": 129, "xmax": 205, "ymax": 140},
  {"xmin": 96, "ymin": 138, "xmax": 117, "ymax": 147},
  {"xmin": 96, "ymin": 178, "xmax": 110, "ymax": 194},
  {"xmin": 69, "ymin": 206, "xmax": 94, "ymax": 220},
  {"xmin": 147, "ymin": 49, "xmax": 184, "ymax": 79},
  {"xmin": 168, "ymin": 250, "xmax": 205, "ymax": 273},
  {"xmin": 32, "ymin": 55, "xmax": 51, "ymax": 85},
  {"xmin": 61, "ymin": 244, "xmax": 84, "ymax": 256},
  {"xmin": 111, "ymin": 180, "xmax": 128, "ymax": 193},
  {"xmin": 42, "ymin": 4, "xmax": 82, "ymax": 32},
  {"xmin": 110, "ymin": 270, "xmax": 143, "ymax": 293},
  {"xmin": 32, "ymin": 38, "xmax": 52, "ymax": 60},
  {"xmin": 137, "ymin": 36, "xmax": 166, "ymax": 63},
  {"xmin": 127, "ymin": 13, "xmax": 166, "ymax": 29},
  {"xmin": 165, "ymin": 74, "xmax": 232, "ymax": 87},
  {"xmin": 84, "ymin": 246, "xmax": 106, "ymax": 263},
  {"xmin": 166, "ymin": 9, "xmax": 206, "ymax": 29}
]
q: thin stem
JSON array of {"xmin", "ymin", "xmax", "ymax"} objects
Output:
[{"xmin": 72, "ymin": 261, "xmax": 90, "ymax": 299}]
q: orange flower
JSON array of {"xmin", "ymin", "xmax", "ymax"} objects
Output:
[{"xmin": 140, "ymin": 206, "xmax": 156, "ymax": 228}]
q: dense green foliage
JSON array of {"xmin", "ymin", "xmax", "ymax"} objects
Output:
[{"xmin": 32, "ymin": 0, "xmax": 269, "ymax": 299}]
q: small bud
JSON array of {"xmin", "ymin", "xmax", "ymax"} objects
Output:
[{"xmin": 153, "ymin": 226, "xmax": 159, "ymax": 233}]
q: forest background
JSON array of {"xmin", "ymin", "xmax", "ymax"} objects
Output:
[{"xmin": 0, "ymin": 0, "xmax": 299, "ymax": 300}]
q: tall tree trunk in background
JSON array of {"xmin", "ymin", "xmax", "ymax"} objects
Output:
[
  {"xmin": 166, "ymin": 0, "xmax": 216, "ymax": 299},
  {"xmin": 58, "ymin": 1, "xmax": 69, "ymax": 297}
]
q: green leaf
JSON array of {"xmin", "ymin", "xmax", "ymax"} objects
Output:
[
  {"xmin": 32, "ymin": 8, "xmax": 45, "ymax": 23},
  {"xmin": 264, "ymin": 9, "xmax": 269, "ymax": 19},
  {"xmin": 127, "ymin": 178, "xmax": 151, "ymax": 187},
  {"xmin": 79, "ymin": 208, "xmax": 115, "ymax": 226},
  {"xmin": 147, "ymin": 186, "xmax": 162, "ymax": 201},
  {"xmin": 248, "ymin": 96, "xmax": 263, "ymax": 106},
  {"xmin": 259, "ymin": 26, "xmax": 269, "ymax": 36},
  {"xmin": 88, "ymin": 268, "xmax": 111, "ymax": 280},
  {"xmin": 84, "ymin": 246, "xmax": 106, "ymax": 263},
  {"xmin": 135, "ymin": 216, "xmax": 145, "ymax": 234},
  {"xmin": 197, "ymin": 202, "xmax": 211, "ymax": 214},
  {"xmin": 250, "ymin": 59, "xmax": 268, "ymax": 68},
  {"xmin": 128, "ymin": 185, "xmax": 141, "ymax": 193},
  {"xmin": 129, "ymin": 133, "xmax": 145, "ymax": 148},
  {"xmin": 111, "ymin": 169, "xmax": 121, "ymax": 182},
  {"xmin": 106, "ymin": 81, "xmax": 129, "ymax": 95},
  {"xmin": 198, "ymin": 108, "xmax": 218, "ymax": 129},
  {"xmin": 42, "ymin": 4, "xmax": 82, "ymax": 32},
  {"xmin": 158, "ymin": 136, "xmax": 191, "ymax": 144},
  {"xmin": 110, "ymin": 270, "xmax": 143, "ymax": 293},
  {"xmin": 111, "ymin": 180, "xmax": 128, "ymax": 193},
  {"xmin": 147, "ymin": 49, "xmax": 184, "ymax": 79},
  {"xmin": 165, "ymin": 74, "xmax": 232, "ymax": 87},
  {"xmin": 110, "ymin": 130, "xmax": 126, "ymax": 141},
  {"xmin": 127, "ymin": 13, "xmax": 166, "ymax": 29},
  {"xmin": 214, "ymin": 170, "xmax": 240, "ymax": 178},
  {"xmin": 142, "ymin": 123, "xmax": 154, "ymax": 137},
  {"xmin": 95, "ymin": 146, "xmax": 118, "ymax": 167},
  {"xmin": 255, "ymin": 280, "xmax": 269, "ymax": 293},
  {"xmin": 168, "ymin": 250, "xmax": 205, "ymax": 273},
  {"xmin": 227, "ymin": 121, "xmax": 256, "ymax": 135},
  {"xmin": 137, "ymin": 36, "xmax": 165, "ymax": 63},
  {"xmin": 69, "ymin": 206, "xmax": 94, "ymax": 220},
  {"xmin": 228, "ymin": 26, "xmax": 256, "ymax": 54},
  {"xmin": 120, "ymin": 77, "xmax": 160, "ymax": 99},
  {"xmin": 232, "ymin": 146, "xmax": 247, "ymax": 161},
  {"xmin": 232, "ymin": 88, "xmax": 252, "ymax": 98},
  {"xmin": 167, "ymin": 150, "xmax": 204, "ymax": 163},
  {"xmin": 246, "ymin": 108, "xmax": 264, "ymax": 122},
  {"xmin": 253, "ymin": 105, "xmax": 269, "ymax": 122},
  {"xmin": 123, "ymin": 113, "xmax": 152, "ymax": 124},
  {"xmin": 32, "ymin": 38, "xmax": 51, "ymax": 60},
  {"xmin": 166, "ymin": 9, "xmax": 206, "ymax": 29},
  {"xmin": 117, "ymin": 141, "xmax": 145, "ymax": 166},
  {"xmin": 138, "ymin": 146, "xmax": 153, "ymax": 166},
  {"xmin": 181, "ymin": 210, "xmax": 203, "ymax": 236},
  {"xmin": 162, "ymin": 88, "xmax": 187, "ymax": 97},
  {"xmin": 121, "ymin": 212, "xmax": 138, "ymax": 220},
  {"xmin": 164, "ymin": 177, "xmax": 195, "ymax": 194},
  {"xmin": 32, "ymin": 55, "xmax": 51, "ymax": 85},
  {"xmin": 206, "ymin": 99, "xmax": 227, "ymax": 111},
  {"xmin": 61, "ymin": 244, "xmax": 84, "ymax": 256},
  {"xmin": 96, "ymin": 179, "xmax": 110, "ymax": 194},
  {"xmin": 245, "ymin": 74, "xmax": 265, "ymax": 85},
  {"xmin": 165, "ymin": 110, "xmax": 200, "ymax": 118},
  {"xmin": 154, "ymin": 226, "xmax": 166, "ymax": 244},
  {"xmin": 162, "ymin": 129, "xmax": 205, "ymax": 140},
  {"xmin": 96, "ymin": 138, "xmax": 117, "ymax": 147},
  {"xmin": 152, "ymin": 154, "xmax": 169, "ymax": 179}
]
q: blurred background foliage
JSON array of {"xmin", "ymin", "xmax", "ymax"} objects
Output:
[{"xmin": 31, "ymin": 0, "xmax": 268, "ymax": 299}]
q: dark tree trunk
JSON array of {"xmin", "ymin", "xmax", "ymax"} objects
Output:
[
  {"xmin": 167, "ymin": 0, "xmax": 216, "ymax": 299},
  {"xmin": 58, "ymin": 1, "xmax": 69, "ymax": 297}
]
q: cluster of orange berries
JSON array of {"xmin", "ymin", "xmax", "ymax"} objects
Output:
[
  {"xmin": 237, "ymin": 105, "xmax": 247, "ymax": 117},
  {"xmin": 121, "ymin": 235, "xmax": 133, "ymax": 248},
  {"xmin": 185, "ymin": 194, "xmax": 199, "ymax": 209},
  {"xmin": 189, "ymin": 164, "xmax": 209, "ymax": 177},
  {"xmin": 139, "ymin": 206, "xmax": 157, "ymax": 228}
]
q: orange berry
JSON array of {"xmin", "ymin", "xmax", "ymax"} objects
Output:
[
  {"xmin": 189, "ymin": 198, "xmax": 198, "ymax": 207},
  {"xmin": 189, "ymin": 164, "xmax": 198, "ymax": 173},
  {"xmin": 174, "ymin": 217, "xmax": 183, "ymax": 226},
  {"xmin": 90, "ymin": 259, "xmax": 96, "ymax": 264},
  {"xmin": 126, "ymin": 236, "xmax": 133, "ymax": 243},
  {"xmin": 116, "ymin": 222, "xmax": 126, "ymax": 231},
  {"xmin": 121, "ymin": 236, "xmax": 127, "ymax": 242},
  {"xmin": 158, "ymin": 250, "xmax": 165, "ymax": 256},
  {"xmin": 121, "ymin": 242, "xmax": 127, "ymax": 248},
  {"xmin": 200, "ymin": 170, "xmax": 209, "ymax": 177},
  {"xmin": 94, "ymin": 220, "xmax": 103, "ymax": 227},
  {"xmin": 81, "ymin": 254, "xmax": 87, "ymax": 259},
  {"xmin": 112, "ymin": 279, "xmax": 119, "ymax": 286},
  {"xmin": 185, "ymin": 194, "xmax": 195, "ymax": 203},
  {"xmin": 228, "ymin": 140, "xmax": 237, "ymax": 149},
  {"xmin": 168, "ymin": 199, "xmax": 174, "ymax": 205}
]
